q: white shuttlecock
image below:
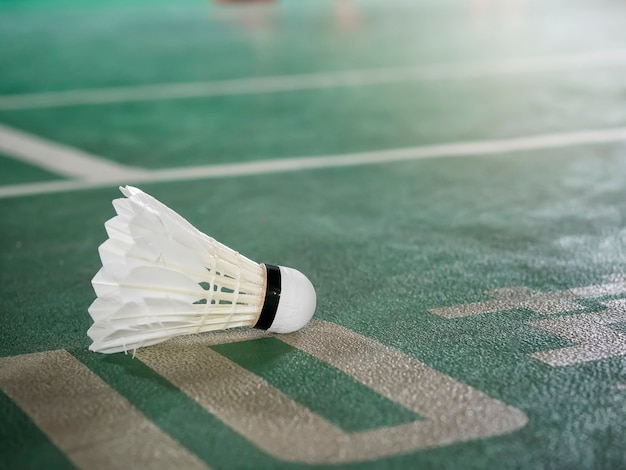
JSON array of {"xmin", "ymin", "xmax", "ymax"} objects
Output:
[{"xmin": 87, "ymin": 186, "xmax": 316, "ymax": 354}]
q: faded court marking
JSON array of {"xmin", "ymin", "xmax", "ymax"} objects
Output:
[
  {"xmin": 0, "ymin": 350, "xmax": 209, "ymax": 470},
  {"xmin": 137, "ymin": 321, "xmax": 527, "ymax": 464},
  {"xmin": 1, "ymin": 49, "xmax": 626, "ymax": 110},
  {"xmin": 0, "ymin": 124, "xmax": 147, "ymax": 183},
  {"xmin": 529, "ymin": 298, "xmax": 626, "ymax": 366},
  {"xmin": 430, "ymin": 275, "xmax": 626, "ymax": 318},
  {"xmin": 430, "ymin": 276, "xmax": 626, "ymax": 367},
  {"xmin": 2, "ymin": 126, "xmax": 626, "ymax": 199}
]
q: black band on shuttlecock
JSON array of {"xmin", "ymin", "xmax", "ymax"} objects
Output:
[{"xmin": 254, "ymin": 264, "xmax": 282, "ymax": 330}]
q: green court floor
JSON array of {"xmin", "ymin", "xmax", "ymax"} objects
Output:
[{"xmin": 1, "ymin": 1, "xmax": 626, "ymax": 469}]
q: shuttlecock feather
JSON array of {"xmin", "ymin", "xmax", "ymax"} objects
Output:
[{"xmin": 88, "ymin": 186, "xmax": 316, "ymax": 354}]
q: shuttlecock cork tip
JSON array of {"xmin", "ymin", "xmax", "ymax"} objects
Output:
[{"xmin": 255, "ymin": 265, "xmax": 317, "ymax": 334}]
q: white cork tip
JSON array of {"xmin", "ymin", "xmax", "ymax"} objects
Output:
[{"xmin": 268, "ymin": 266, "xmax": 317, "ymax": 333}]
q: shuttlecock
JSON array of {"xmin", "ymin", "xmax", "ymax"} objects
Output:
[{"xmin": 87, "ymin": 186, "xmax": 316, "ymax": 354}]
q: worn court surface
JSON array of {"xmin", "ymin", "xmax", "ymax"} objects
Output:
[{"xmin": 2, "ymin": 0, "xmax": 626, "ymax": 468}]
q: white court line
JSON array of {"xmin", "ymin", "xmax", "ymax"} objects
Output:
[
  {"xmin": 0, "ymin": 350, "xmax": 210, "ymax": 470},
  {"xmin": 0, "ymin": 124, "xmax": 147, "ymax": 182},
  {"xmin": 1, "ymin": 50, "xmax": 626, "ymax": 110},
  {"xmin": 1, "ymin": 126, "xmax": 626, "ymax": 199}
]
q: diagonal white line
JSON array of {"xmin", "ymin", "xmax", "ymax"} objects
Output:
[
  {"xmin": 0, "ymin": 351, "xmax": 211, "ymax": 470},
  {"xmin": 1, "ymin": 50, "xmax": 626, "ymax": 110},
  {"xmin": 1, "ymin": 126, "xmax": 626, "ymax": 199},
  {"xmin": 0, "ymin": 124, "xmax": 147, "ymax": 182}
]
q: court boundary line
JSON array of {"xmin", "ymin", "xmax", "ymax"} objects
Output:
[
  {"xmin": 1, "ymin": 126, "xmax": 626, "ymax": 199},
  {"xmin": 0, "ymin": 124, "xmax": 147, "ymax": 181},
  {"xmin": 1, "ymin": 49, "xmax": 626, "ymax": 110}
]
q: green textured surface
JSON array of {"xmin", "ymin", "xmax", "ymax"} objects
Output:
[
  {"xmin": 2, "ymin": 151, "xmax": 626, "ymax": 468},
  {"xmin": 1, "ymin": 0, "xmax": 626, "ymax": 468},
  {"xmin": 71, "ymin": 348, "xmax": 277, "ymax": 470},
  {"xmin": 212, "ymin": 337, "xmax": 422, "ymax": 433},
  {"xmin": 0, "ymin": 153, "xmax": 65, "ymax": 185},
  {"xmin": 0, "ymin": 391, "xmax": 75, "ymax": 470}
]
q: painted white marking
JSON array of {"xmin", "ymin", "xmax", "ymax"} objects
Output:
[
  {"xmin": 137, "ymin": 321, "xmax": 527, "ymax": 463},
  {"xmin": 1, "ymin": 50, "xmax": 626, "ymax": 110},
  {"xmin": 431, "ymin": 275, "xmax": 626, "ymax": 318},
  {"xmin": 529, "ymin": 299, "xmax": 626, "ymax": 366},
  {"xmin": 0, "ymin": 124, "xmax": 147, "ymax": 182},
  {"xmin": 0, "ymin": 350, "xmax": 210, "ymax": 470},
  {"xmin": 145, "ymin": 127, "xmax": 626, "ymax": 178},
  {"xmin": 1, "ymin": 126, "xmax": 626, "ymax": 200}
]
